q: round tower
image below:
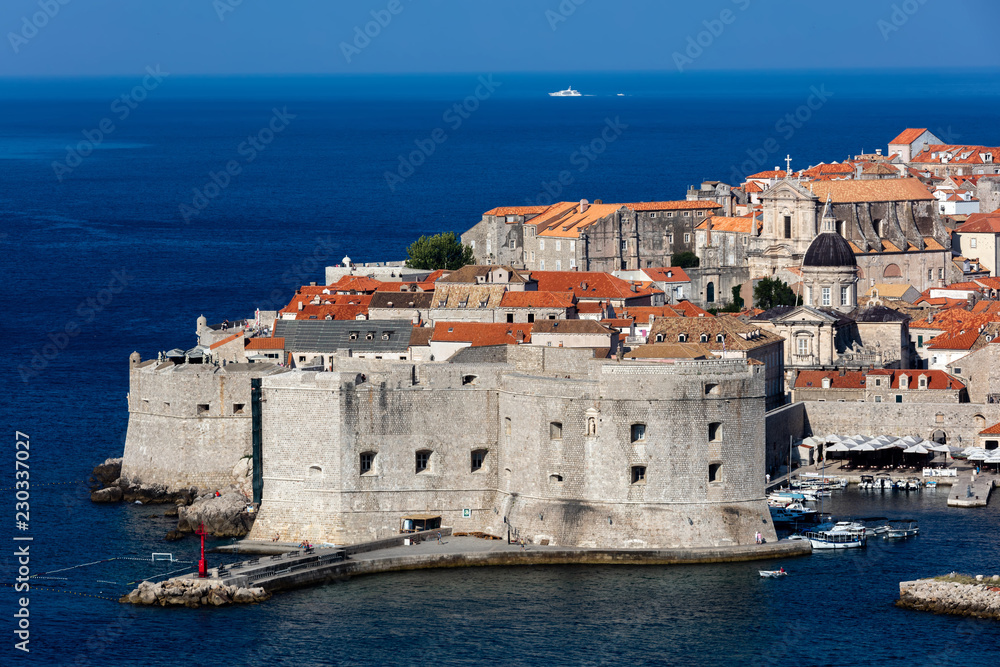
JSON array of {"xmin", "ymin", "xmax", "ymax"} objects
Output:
[
  {"xmin": 129, "ymin": 351, "xmax": 141, "ymax": 368},
  {"xmin": 802, "ymin": 195, "xmax": 858, "ymax": 313}
]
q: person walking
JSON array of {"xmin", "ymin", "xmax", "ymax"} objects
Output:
[{"xmin": 436, "ymin": 531, "xmax": 442, "ymax": 544}]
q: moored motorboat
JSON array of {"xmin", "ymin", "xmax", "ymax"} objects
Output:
[
  {"xmin": 805, "ymin": 528, "xmax": 867, "ymax": 549},
  {"xmin": 885, "ymin": 520, "xmax": 920, "ymax": 539},
  {"xmin": 769, "ymin": 502, "xmax": 818, "ymax": 523},
  {"xmin": 759, "ymin": 569, "xmax": 788, "ymax": 578}
]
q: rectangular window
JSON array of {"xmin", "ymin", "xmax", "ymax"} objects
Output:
[
  {"xmin": 631, "ymin": 423, "xmax": 646, "ymax": 442},
  {"xmin": 875, "ymin": 395, "xmax": 882, "ymax": 403},
  {"xmin": 784, "ymin": 216, "xmax": 792, "ymax": 239},
  {"xmin": 953, "ymin": 367, "xmax": 962, "ymax": 375},
  {"xmin": 667, "ymin": 233, "xmax": 674, "ymax": 243},
  {"xmin": 510, "ymin": 239, "xmax": 516, "ymax": 249},
  {"xmin": 621, "ymin": 240, "xmax": 627, "ymax": 250},
  {"xmin": 709, "ymin": 462, "xmax": 723, "ymax": 484},
  {"xmin": 360, "ymin": 452, "xmax": 375, "ymax": 475},
  {"xmin": 506, "ymin": 313, "xmax": 514, "ymax": 323},
  {"xmin": 797, "ymin": 338, "xmax": 808, "ymax": 356},
  {"xmin": 895, "ymin": 395, "xmax": 902, "ymax": 403},
  {"xmin": 233, "ymin": 403, "xmax": 245, "ymax": 414},
  {"xmin": 938, "ymin": 268, "xmax": 944, "ymax": 280},
  {"xmin": 683, "ymin": 211, "xmax": 690, "ymax": 217},
  {"xmin": 550, "ymin": 422, "xmax": 563, "ymax": 440},
  {"xmin": 841, "ymin": 286, "xmax": 849, "ymax": 305},
  {"xmin": 540, "ymin": 260, "xmax": 545, "ymax": 270},
  {"xmin": 684, "ymin": 233, "xmax": 691, "ymax": 243},
  {"xmin": 415, "ymin": 450, "xmax": 430, "ymax": 474},
  {"xmin": 197, "ymin": 404, "xmax": 209, "ymax": 415},
  {"xmin": 570, "ymin": 241, "xmax": 576, "ymax": 252},
  {"xmin": 471, "ymin": 449, "xmax": 486, "ymax": 472},
  {"xmin": 971, "ymin": 238, "xmax": 977, "ymax": 248},
  {"xmin": 667, "ymin": 212, "xmax": 674, "ymax": 217},
  {"xmin": 539, "ymin": 239, "xmax": 545, "ymax": 251},
  {"xmin": 708, "ymin": 422, "xmax": 722, "ymax": 442},
  {"xmin": 631, "ymin": 466, "xmax": 646, "ymax": 484},
  {"xmin": 917, "ymin": 335, "xmax": 923, "ymax": 348},
  {"xmin": 822, "ymin": 287, "xmax": 831, "ymax": 306},
  {"xmin": 556, "ymin": 260, "xmax": 561, "ymax": 271},
  {"xmin": 570, "ymin": 258, "xmax": 576, "ymax": 269},
  {"xmin": 556, "ymin": 240, "xmax": 561, "ymax": 251},
  {"xmin": 486, "ymin": 240, "xmax": 491, "ymax": 253}
]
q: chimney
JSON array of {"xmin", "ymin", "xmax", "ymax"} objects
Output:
[
  {"xmin": 876, "ymin": 149, "xmax": 882, "ymax": 156},
  {"xmin": 579, "ymin": 199, "xmax": 589, "ymax": 214},
  {"xmin": 630, "ymin": 283, "xmax": 637, "ymax": 292},
  {"xmin": 298, "ymin": 301, "xmax": 304, "ymax": 311},
  {"xmin": 839, "ymin": 368, "xmax": 846, "ymax": 376},
  {"xmin": 310, "ymin": 282, "xmax": 316, "ymax": 286},
  {"xmin": 515, "ymin": 330, "xmax": 525, "ymax": 343},
  {"xmin": 855, "ymin": 163, "xmax": 863, "ymax": 179}
]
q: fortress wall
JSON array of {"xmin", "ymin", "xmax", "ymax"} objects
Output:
[
  {"xmin": 494, "ymin": 360, "xmax": 771, "ymax": 548},
  {"xmin": 249, "ymin": 359, "xmax": 773, "ymax": 549},
  {"xmin": 250, "ymin": 373, "xmax": 501, "ymax": 544},
  {"xmin": 121, "ymin": 364, "xmax": 258, "ymax": 492},
  {"xmin": 248, "ymin": 371, "xmax": 345, "ymax": 542}
]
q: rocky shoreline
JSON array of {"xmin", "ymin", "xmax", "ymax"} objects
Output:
[
  {"xmin": 120, "ymin": 579, "xmax": 270, "ymax": 608},
  {"xmin": 898, "ymin": 574, "xmax": 1000, "ymax": 620},
  {"xmin": 89, "ymin": 457, "xmax": 256, "ymax": 539}
]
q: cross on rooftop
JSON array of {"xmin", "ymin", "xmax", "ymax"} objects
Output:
[{"xmin": 785, "ymin": 154, "xmax": 793, "ymax": 175}]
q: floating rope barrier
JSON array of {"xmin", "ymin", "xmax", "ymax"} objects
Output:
[
  {"xmin": 0, "ymin": 481, "xmax": 86, "ymax": 492},
  {"xmin": 0, "ymin": 583, "xmax": 118, "ymax": 602}
]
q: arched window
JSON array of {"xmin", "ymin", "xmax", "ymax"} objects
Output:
[
  {"xmin": 308, "ymin": 465, "xmax": 323, "ymax": 481},
  {"xmin": 883, "ymin": 263, "xmax": 902, "ymax": 278},
  {"xmin": 706, "ymin": 282, "xmax": 716, "ymax": 303},
  {"xmin": 678, "ymin": 334, "xmax": 688, "ymax": 342},
  {"xmin": 655, "ymin": 334, "xmax": 664, "ymax": 342},
  {"xmin": 505, "ymin": 417, "xmax": 512, "ymax": 435},
  {"xmin": 700, "ymin": 334, "xmax": 709, "ymax": 343},
  {"xmin": 587, "ymin": 417, "xmax": 597, "ymax": 436},
  {"xmin": 716, "ymin": 334, "xmax": 724, "ymax": 343}
]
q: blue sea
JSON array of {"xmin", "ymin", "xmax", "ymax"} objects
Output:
[{"xmin": 3, "ymin": 69, "xmax": 1000, "ymax": 665}]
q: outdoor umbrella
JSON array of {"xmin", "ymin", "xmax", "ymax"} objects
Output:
[
  {"xmin": 851, "ymin": 443, "xmax": 877, "ymax": 452},
  {"xmin": 929, "ymin": 443, "xmax": 952, "ymax": 453},
  {"xmin": 826, "ymin": 443, "xmax": 851, "ymax": 452},
  {"xmin": 903, "ymin": 444, "xmax": 930, "ymax": 455},
  {"xmin": 967, "ymin": 449, "xmax": 989, "ymax": 461}
]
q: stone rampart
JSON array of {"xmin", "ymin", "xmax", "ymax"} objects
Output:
[
  {"xmin": 248, "ymin": 357, "xmax": 774, "ymax": 549},
  {"xmin": 121, "ymin": 360, "xmax": 283, "ymax": 493}
]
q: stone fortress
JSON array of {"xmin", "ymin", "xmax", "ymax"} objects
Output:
[{"xmin": 122, "ymin": 327, "xmax": 775, "ymax": 549}]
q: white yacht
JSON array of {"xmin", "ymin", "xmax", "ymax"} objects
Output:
[{"xmin": 549, "ymin": 86, "xmax": 582, "ymax": 97}]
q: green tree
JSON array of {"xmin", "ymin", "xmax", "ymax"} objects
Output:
[
  {"xmin": 753, "ymin": 277, "xmax": 802, "ymax": 310},
  {"xmin": 670, "ymin": 251, "xmax": 700, "ymax": 269},
  {"xmin": 405, "ymin": 232, "xmax": 475, "ymax": 270},
  {"xmin": 718, "ymin": 285, "xmax": 744, "ymax": 313}
]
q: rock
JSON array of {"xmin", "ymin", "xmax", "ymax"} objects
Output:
[
  {"xmin": 233, "ymin": 587, "xmax": 255, "ymax": 603},
  {"xmin": 207, "ymin": 589, "xmax": 231, "ymax": 606},
  {"xmin": 976, "ymin": 575, "xmax": 984, "ymax": 581},
  {"xmin": 165, "ymin": 530, "xmax": 185, "ymax": 542},
  {"xmin": 164, "ymin": 506, "xmax": 179, "ymax": 517},
  {"xmin": 89, "ymin": 457, "xmax": 122, "ymax": 490},
  {"xmin": 176, "ymin": 486, "xmax": 254, "ymax": 537},
  {"xmin": 90, "ymin": 486, "xmax": 123, "ymax": 503}
]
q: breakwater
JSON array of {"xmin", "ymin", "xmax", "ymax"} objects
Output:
[
  {"xmin": 121, "ymin": 535, "xmax": 811, "ymax": 607},
  {"xmin": 897, "ymin": 574, "xmax": 1000, "ymax": 620}
]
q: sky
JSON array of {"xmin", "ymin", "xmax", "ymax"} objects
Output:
[{"xmin": 1, "ymin": 0, "xmax": 999, "ymax": 77}]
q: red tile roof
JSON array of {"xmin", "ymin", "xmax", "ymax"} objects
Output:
[
  {"xmin": 483, "ymin": 205, "xmax": 552, "ymax": 217},
  {"xmin": 746, "ymin": 170, "xmax": 788, "ymax": 179},
  {"xmin": 431, "ymin": 322, "xmax": 532, "ymax": 346},
  {"xmin": 625, "ymin": 201, "xmax": 723, "ymax": 211},
  {"xmin": 926, "ymin": 328, "xmax": 982, "ymax": 351},
  {"xmin": 326, "ymin": 275, "xmax": 384, "ymax": 293},
  {"xmin": 530, "ymin": 271, "xmax": 662, "ymax": 301},
  {"xmin": 499, "ymin": 291, "xmax": 575, "ymax": 308},
  {"xmin": 619, "ymin": 305, "xmax": 682, "ymax": 322},
  {"xmin": 209, "ymin": 332, "xmax": 243, "ymax": 350},
  {"xmin": 795, "ymin": 369, "xmax": 963, "ymax": 391},
  {"xmin": 889, "ymin": 128, "xmax": 929, "ymax": 145},
  {"xmin": 643, "ymin": 267, "xmax": 690, "ymax": 283},
  {"xmin": 245, "ymin": 337, "xmax": 284, "ymax": 350},
  {"xmin": 980, "ymin": 421, "xmax": 1000, "ymax": 435},
  {"xmin": 806, "ymin": 179, "xmax": 935, "ymax": 203},
  {"xmin": 959, "ymin": 213, "xmax": 1000, "ymax": 234},
  {"xmin": 671, "ymin": 300, "xmax": 712, "ymax": 317},
  {"xmin": 293, "ymin": 304, "xmax": 369, "ymax": 321}
]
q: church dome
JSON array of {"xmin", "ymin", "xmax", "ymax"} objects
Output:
[{"xmin": 803, "ymin": 232, "xmax": 856, "ymax": 268}]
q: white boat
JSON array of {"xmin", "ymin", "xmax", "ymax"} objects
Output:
[
  {"xmin": 805, "ymin": 529, "xmax": 867, "ymax": 550},
  {"xmin": 759, "ymin": 569, "xmax": 787, "ymax": 578},
  {"xmin": 549, "ymin": 86, "xmax": 582, "ymax": 97},
  {"xmin": 768, "ymin": 490, "xmax": 817, "ymax": 503},
  {"xmin": 885, "ymin": 520, "xmax": 919, "ymax": 539},
  {"xmin": 769, "ymin": 502, "xmax": 818, "ymax": 523},
  {"xmin": 925, "ymin": 480, "xmax": 938, "ymax": 488}
]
